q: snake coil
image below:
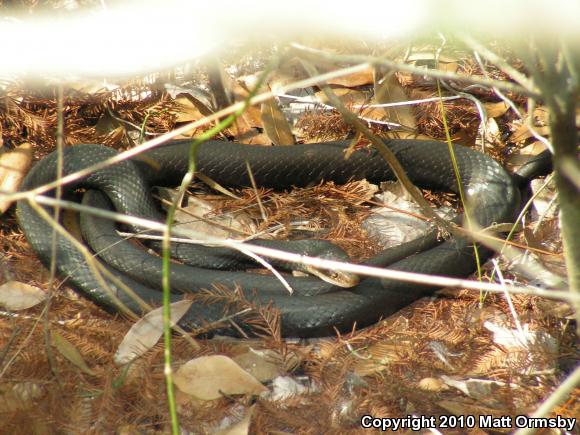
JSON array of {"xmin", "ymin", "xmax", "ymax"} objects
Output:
[{"xmin": 17, "ymin": 139, "xmax": 523, "ymax": 337}]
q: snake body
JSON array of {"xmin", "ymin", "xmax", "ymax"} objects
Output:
[{"xmin": 17, "ymin": 139, "xmax": 522, "ymax": 337}]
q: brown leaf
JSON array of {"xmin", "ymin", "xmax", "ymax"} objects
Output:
[
  {"xmin": 269, "ymin": 58, "xmax": 373, "ymax": 90},
  {"xmin": 224, "ymin": 80, "xmax": 270, "ymax": 144},
  {"xmin": 533, "ymin": 105, "xmax": 550, "ymax": 125},
  {"xmin": 508, "ymin": 123, "xmax": 550, "ymax": 143},
  {"xmin": 315, "ymin": 88, "xmax": 367, "ymax": 107},
  {"xmin": 0, "ymin": 142, "xmax": 33, "ymax": 214},
  {"xmin": 174, "ymin": 355, "xmax": 267, "ymax": 400},
  {"xmin": 0, "ymin": 280, "xmax": 46, "ymax": 310},
  {"xmin": 326, "ymin": 66, "xmax": 374, "ymax": 87},
  {"xmin": 535, "ymin": 299, "xmax": 575, "ymax": 319},
  {"xmin": 114, "ymin": 300, "xmax": 193, "ymax": 365},
  {"xmin": 230, "ymin": 117, "xmax": 271, "ymax": 145},
  {"xmin": 260, "ymin": 99, "xmax": 295, "ymax": 145},
  {"xmin": 418, "ymin": 377, "xmax": 448, "ymax": 392},
  {"xmin": 233, "ymin": 349, "xmax": 282, "ymax": 382},
  {"xmin": 51, "ymin": 332, "xmax": 96, "ymax": 376},
  {"xmin": 267, "ymin": 57, "xmax": 308, "ymax": 91},
  {"xmin": 406, "ymin": 52, "xmax": 460, "ymax": 74},
  {"xmin": 231, "ymin": 80, "xmax": 264, "ymax": 128},
  {"xmin": 171, "ymin": 95, "xmax": 212, "ymax": 123},
  {"xmin": 373, "ymin": 73, "xmax": 416, "ymax": 130},
  {"xmin": 484, "ymin": 101, "xmax": 510, "ymax": 118},
  {"xmin": 441, "ymin": 376, "xmax": 519, "ymax": 407},
  {"xmin": 505, "ymin": 141, "xmax": 548, "ymax": 170}
]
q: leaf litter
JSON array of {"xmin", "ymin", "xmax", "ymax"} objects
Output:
[{"xmin": 0, "ymin": 34, "xmax": 574, "ymax": 434}]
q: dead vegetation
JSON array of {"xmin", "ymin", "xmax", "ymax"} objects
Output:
[{"xmin": 0, "ymin": 23, "xmax": 577, "ymax": 435}]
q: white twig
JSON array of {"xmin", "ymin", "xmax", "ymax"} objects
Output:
[
  {"xmin": 492, "ymin": 258, "xmax": 524, "ymax": 336},
  {"xmin": 29, "ymin": 194, "xmax": 578, "ymax": 303},
  {"xmin": 0, "ymin": 63, "xmax": 373, "ymax": 204}
]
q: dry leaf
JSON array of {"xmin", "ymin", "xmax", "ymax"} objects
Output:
[
  {"xmin": 269, "ymin": 58, "xmax": 372, "ymax": 90},
  {"xmin": 51, "ymin": 332, "xmax": 96, "ymax": 376},
  {"xmin": 482, "ymin": 322, "xmax": 558, "ymax": 374},
  {"xmin": 484, "ymin": 322, "xmax": 557, "ymax": 351},
  {"xmin": 0, "ymin": 280, "xmax": 46, "ymax": 310},
  {"xmin": 268, "ymin": 57, "xmax": 308, "ymax": 91},
  {"xmin": 231, "ymin": 81, "xmax": 264, "ymax": 129},
  {"xmin": 215, "ymin": 405, "xmax": 255, "ymax": 435},
  {"xmin": 68, "ymin": 80, "xmax": 118, "ymax": 94},
  {"xmin": 505, "ymin": 141, "xmax": 548, "ymax": 169},
  {"xmin": 315, "ymin": 88, "xmax": 367, "ymax": 107},
  {"xmin": 171, "ymin": 95, "xmax": 209, "ymax": 122},
  {"xmin": 173, "ymin": 355, "xmax": 267, "ymax": 400},
  {"xmin": 260, "ymin": 99, "xmax": 295, "ymax": 145},
  {"xmin": 406, "ymin": 52, "xmax": 460, "ymax": 76},
  {"xmin": 325, "ymin": 66, "xmax": 374, "ymax": 87},
  {"xmin": 373, "ymin": 73, "xmax": 416, "ymax": 130},
  {"xmin": 0, "ymin": 142, "xmax": 33, "ymax": 213},
  {"xmin": 535, "ymin": 299, "xmax": 575, "ymax": 319},
  {"xmin": 440, "ymin": 376, "xmax": 518, "ymax": 406},
  {"xmin": 508, "ymin": 123, "xmax": 551, "ymax": 143},
  {"xmin": 61, "ymin": 209, "xmax": 83, "ymax": 241},
  {"xmin": 209, "ymin": 72, "xmax": 268, "ymax": 144},
  {"xmin": 533, "ymin": 106, "xmax": 550, "ymax": 125},
  {"xmin": 114, "ymin": 300, "xmax": 193, "ymax": 365},
  {"xmin": 476, "ymin": 117, "xmax": 501, "ymax": 147},
  {"xmin": 175, "ymin": 196, "xmax": 255, "ymax": 239},
  {"xmin": 418, "ymin": 377, "xmax": 447, "ymax": 392},
  {"xmin": 233, "ymin": 349, "xmax": 282, "ymax": 382},
  {"xmin": 94, "ymin": 110, "xmax": 121, "ymax": 136},
  {"xmin": 484, "ymin": 101, "xmax": 510, "ymax": 118}
]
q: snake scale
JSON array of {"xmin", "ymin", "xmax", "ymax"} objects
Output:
[{"xmin": 17, "ymin": 139, "xmax": 526, "ymax": 337}]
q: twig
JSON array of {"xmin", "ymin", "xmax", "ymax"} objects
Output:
[
  {"xmin": 290, "ymin": 43, "xmax": 540, "ymax": 98},
  {"xmin": 298, "ymin": 59, "xmax": 454, "ymax": 235},
  {"xmin": 460, "ymin": 35, "xmax": 536, "ymax": 91},
  {"xmin": 492, "ymin": 258, "xmax": 524, "ymax": 336},
  {"xmin": 27, "ymin": 194, "xmax": 579, "ymax": 303},
  {"xmin": 1, "ymin": 63, "xmax": 374, "ymax": 204},
  {"xmin": 44, "ymin": 83, "xmax": 65, "ymax": 386}
]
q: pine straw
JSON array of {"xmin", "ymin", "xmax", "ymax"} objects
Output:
[{"xmin": 0, "ymin": 55, "xmax": 576, "ymax": 433}]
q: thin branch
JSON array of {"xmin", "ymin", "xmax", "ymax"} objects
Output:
[
  {"xmin": 461, "ymin": 35, "xmax": 536, "ymax": 91},
  {"xmin": 290, "ymin": 43, "xmax": 541, "ymax": 98},
  {"xmin": 28, "ymin": 194, "xmax": 578, "ymax": 303},
  {"xmin": 299, "ymin": 58, "xmax": 454, "ymax": 235},
  {"xmin": 1, "ymin": 63, "xmax": 373, "ymax": 204}
]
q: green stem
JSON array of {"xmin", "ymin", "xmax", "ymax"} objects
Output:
[
  {"xmin": 435, "ymin": 81, "xmax": 483, "ymax": 290},
  {"xmin": 160, "ymin": 65, "xmax": 272, "ymax": 434}
]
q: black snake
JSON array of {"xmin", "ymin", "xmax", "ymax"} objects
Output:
[{"xmin": 17, "ymin": 139, "xmax": 544, "ymax": 337}]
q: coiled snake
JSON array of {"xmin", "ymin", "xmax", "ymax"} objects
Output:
[{"xmin": 17, "ymin": 139, "xmax": 536, "ymax": 337}]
